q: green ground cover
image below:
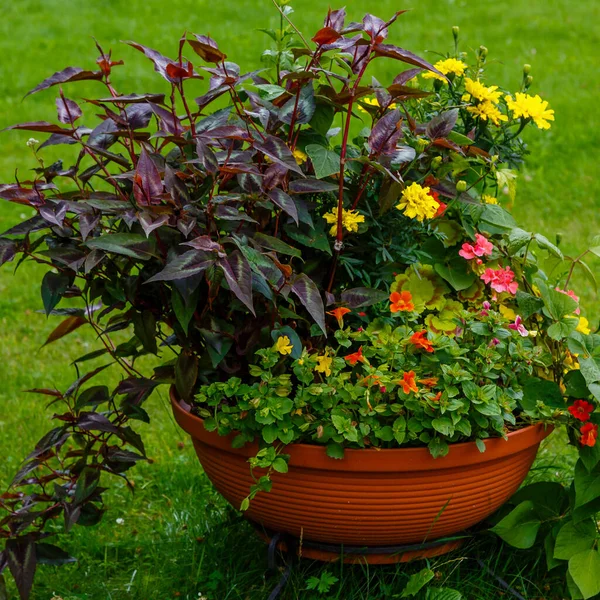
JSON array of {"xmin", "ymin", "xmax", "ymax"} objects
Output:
[{"xmin": 0, "ymin": 0, "xmax": 598, "ymax": 597}]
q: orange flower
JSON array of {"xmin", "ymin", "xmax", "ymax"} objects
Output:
[
  {"xmin": 327, "ymin": 306, "xmax": 351, "ymax": 327},
  {"xmin": 580, "ymin": 422, "xmax": 598, "ymax": 447},
  {"xmin": 390, "ymin": 290, "xmax": 414, "ymax": 313},
  {"xmin": 410, "ymin": 331, "xmax": 434, "ymax": 353},
  {"xmin": 360, "ymin": 374, "xmax": 382, "ymax": 387},
  {"xmin": 431, "ymin": 391, "xmax": 442, "ymax": 402},
  {"xmin": 419, "ymin": 377, "xmax": 438, "ymax": 387},
  {"xmin": 399, "ymin": 370, "xmax": 418, "ymax": 394},
  {"xmin": 344, "ymin": 346, "xmax": 366, "ymax": 366}
]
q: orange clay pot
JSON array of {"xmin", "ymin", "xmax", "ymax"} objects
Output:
[{"xmin": 171, "ymin": 388, "xmax": 551, "ymax": 563}]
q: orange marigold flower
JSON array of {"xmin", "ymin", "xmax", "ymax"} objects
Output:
[
  {"xmin": 390, "ymin": 290, "xmax": 414, "ymax": 313},
  {"xmin": 399, "ymin": 370, "xmax": 418, "ymax": 394},
  {"xmin": 344, "ymin": 346, "xmax": 366, "ymax": 366},
  {"xmin": 419, "ymin": 377, "xmax": 439, "ymax": 387},
  {"xmin": 580, "ymin": 422, "xmax": 598, "ymax": 447},
  {"xmin": 431, "ymin": 391, "xmax": 442, "ymax": 402},
  {"xmin": 327, "ymin": 306, "xmax": 351, "ymax": 327},
  {"xmin": 410, "ymin": 331, "xmax": 434, "ymax": 353},
  {"xmin": 568, "ymin": 399, "xmax": 595, "ymax": 422}
]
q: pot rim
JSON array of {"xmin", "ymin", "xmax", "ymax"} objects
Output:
[{"xmin": 170, "ymin": 386, "xmax": 553, "ymax": 472}]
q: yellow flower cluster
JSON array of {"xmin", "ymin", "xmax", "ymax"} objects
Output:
[
  {"xmin": 322, "ymin": 207, "xmax": 365, "ymax": 236},
  {"xmin": 463, "ymin": 78, "xmax": 507, "ymax": 126},
  {"xmin": 505, "ymin": 93, "xmax": 555, "ymax": 130},
  {"xmin": 482, "ymin": 194, "xmax": 498, "ymax": 204},
  {"xmin": 422, "ymin": 58, "xmax": 468, "ymax": 82},
  {"xmin": 357, "ymin": 97, "xmax": 397, "ymax": 114},
  {"xmin": 293, "ymin": 149, "xmax": 308, "ymax": 164},
  {"xmin": 396, "ymin": 183, "xmax": 438, "ymax": 222}
]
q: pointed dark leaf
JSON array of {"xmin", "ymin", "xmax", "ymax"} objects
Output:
[
  {"xmin": 387, "ymin": 83, "xmax": 432, "ymax": 100},
  {"xmin": 147, "ymin": 102, "xmax": 185, "ymax": 136},
  {"xmin": 291, "ymin": 273, "xmax": 326, "ymax": 334},
  {"xmin": 87, "ymin": 118, "xmax": 118, "ymax": 150},
  {"xmin": 3, "ymin": 121, "xmax": 73, "ymax": 134},
  {"xmin": 268, "ymin": 189, "xmax": 299, "ymax": 224},
  {"xmin": 324, "ymin": 7, "xmax": 346, "ymax": 31},
  {"xmin": 133, "ymin": 310, "xmax": 158, "ymax": 354},
  {"xmin": 5, "ymin": 539, "xmax": 36, "ymax": 600},
  {"xmin": 124, "ymin": 41, "xmax": 177, "ymax": 82},
  {"xmin": 219, "ymin": 251, "xmax": 254, "ymax": 314},
  {"xmin": 79, "ymin": 211, "xmax": 100, "ymax": 241},
  {"xmin": 196, "ymin": 139, "xmax": 218, "ymax": 175},
  {"xmin": 77, "ymin": 412, "xmax": 118, "ymax": 433},
  {"xmin": 146, "ymin": 250, "xmax": 214, "ymax": 282},
  {"xmin": 86, "ymin": 233, "xmax": 156, "ymax": 260},
  {"xmin": 123, "ymin": 103, "xmax": 154, "ymax": 130},
  {"xmin": 341, "ymin": 287, "xmax": 388, "ymax": 308},
  {"xmin": 95, "ymin": 93, "xmax": 166, "ymax": 104},
  {"xmin": 288, "ymin": 179, "xmax": 338, "ymax": 194},
  {"xmin": 312, "ymin": 27, "xmax": 342, "ymax": 45},
  {"xmin": 0, "ymin": 184, "xmax": 45, "ymax": 206},
  {"xmin": 35, "ymin": 543, "xmax": 76, "ymax": 567},
  {"xmin": 0, "ymin": 238, "xmax": 16, "ymax": 267},
  {"xmin": 393, "ymin": 68, "xmax": 422, "ymax": 85},
  {"xmin": 56, "ymin": 96, "xmax": 82, "ymax": 124},
  {"xmin": 374, "ymin": 44, "xmax": 446, "ymax": 79},
  {"xmin": 254, "ymin": 135, "xmax": 303, "ymax": 175},
  {"xmin": 43, "ymin": 316, "xmax": 87, "ymax": 346},
  {"xmin": 279, "ymin": 83, "xmax": 315, "ymax": 125},
  {"xmin": 188, "ymin": 34, "xmax": 226, "ymax": 63},
  {"xmin": 363, "ymin": 14, "xmax": 388, "ymax": 43},
  {"xmin": 133, "ymin": 148, "xmax": 163, "ymax": 206},
  {"xmin": 175, "ymin": 351, "xmax": 198, "ymax": 401},
  {"xmin": 426, "ymin": 109, "xmax": 459, "ymax": 140},
  {"xmin": 369, "ymin": 109, "xmax": 402, "ymax": 155},
  {"xmin": 139, "ymin": 213, "xmax": 169, "ymax": 238},
  {"xmin": 41, "ymin": 271, "xmax": 70, "ymax": 316},
  {"xmin": 25, "ymin": 66, "xmax": 103, "ymax": 97}
]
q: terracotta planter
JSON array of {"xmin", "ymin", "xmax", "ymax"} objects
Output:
[{"xmin": 171, "ymin": 389, "xmax": 551, "ymax": 563}]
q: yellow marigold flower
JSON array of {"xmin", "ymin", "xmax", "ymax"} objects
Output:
[
  {"xmin": 576, "ymin": 316, "xmax": 591, "ymax": 335},
  {"xmin": 467, "ymin": 101, "xmax": 508, "ymax": 126},
  {"xmin": 464, "ymin": 78, "xmax": 502, "ymax": 104},
  {"xmin": 505, "ymin": 93, "xmax": 555, "ymax": 130},
  {"xmin": 293, "ymin": 149, "xmax": 307, "ymax": 164},
  {"xmin": 396, "ymin": 182, "xmax": 438, "ymax": 222},
  {"xmin": 322, "ymin": 207, "xmax": 365, "ymax": 236},
  {"xmin": 275, "ymin": 335, "xmax": 293, "ymax": 355},
  {"xmin": 357, "ymin": 96, "xmax": 397, "ymax": 113},
  {"xmin": 315, "ymin": 354, "xmax": 332, "ymax": 377},
  {"xmin": 482, "ymin": 194, "xmax": 498, "ymax": 204},
  {"xmin": 422, "ymin": 58, "xmax": 468, "ymax": 82}
]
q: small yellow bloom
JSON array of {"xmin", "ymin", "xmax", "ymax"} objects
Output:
[
  {"xmin": 275, "ymin": 335, "xmax": 293, "ymax": 355},
  {"xmin": 564, "ymin": 351, "xmax": 580, "ymax": 373},
  {"xmin": 357, "ymin": 97, "xmax": 397, "ymax": 114},
  {"xmin": 315, "ymin": 354, "xmax": 333, "ymax": 377},
  {"xmin": 396, "ymin": 182, "xmax": 438, "ymax": 222},
  {"xmin": 293, "ymin": 149, "xmax": 307, "ymax": 164},
  {"xmin": 464, "ymin": 78, "xmax": 503, "ymax": 104},
  {"xmin": 467, "ymin": 101, "xmax": 508, "ymax": 126},
  {"xmin": 576, "ymin": 316, "xmax": 591, "ymax": 335},
  {"xmin": 322, "ymin": 207, "xmax": 365, "ymax": 236},
  {"xmin": 499, "ymin": 304, "xmax": 517, "ymax": 321},
  {"xmin": 422, "ymin": 58, "xmax": 468, "ymax": 82},
  {"xmin": 482, "ymin": 194, "xmax": 498, "ymax": 204},
  {"xmin": 505, "ymin": 93, "xmax": 554, "ymax": 130},
  {"xmin": 297, "ymin": 358, "xmax": 304, "ymax": 365}
]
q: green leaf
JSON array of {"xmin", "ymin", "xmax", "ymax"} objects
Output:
[
  {"xmin": 510, "ymin": 482, "xmax": 567, "ymax": 520},
  {"xmin": 326, "ymin": 442, "xmax": 345, "ymax": 459},
  {"xmin": 240, "ymin": 497, "xmax": 250, "ymax": 511},
  {"xmin": 545, "ymin": 287, "xmax": 579, "ymax": 320},
  {"xmin": 41, "ymin": 271, "xmax": 70, "ymax": 316},
  {"xmin": 305, "ymin": 144, "xmax": 341, "ymax": 179},
  {"xmin": 401, "ymin": 568, "xmax": 435, "ymax": 597},
  {"xmin": 496, "ymin": 168, "xmax": 517, "ymax": 202},
  {"xmin": 535, "ymin": 233, "xmax": 563, "ymax": 259},
  {"xmin": 253, "ymin": 232, "xmax": 302, "ymax": 258},
  {"xmin": 568, "ymin": 549, "xmax": 600, "ymax": 599},
  {"xmin": 574, "ymin": 459, "xmax": 600, "ymax": 509},
  {"xmin": 516, "ymin": 291, "xmax": 544, "ymax": 319},
  {"xmin": 309, "ymin": 103, "xmax": 335, "ymax": 137},
  {"xmin": 86, "ymin": 233, "xmax": 156, "ymax": 260},
  {"xmin": 272, "ymin": 457, "xmax": 289, "ymax": 473},
  {"xmin": 521, "ymin": 377, "xmax": 564, "ymax": 410},
  {"xmin": 479, "ymin": 204, "xmax": 516, "ymax": 233},
  {"xmin": 554, "ymin": 519, "xmax": 598, "ymax": 560},
  {"xmin": 428, "ymin": 437, "xmax": 449, "ymax": 458},
  {"xmin": 132, "ymin": 310, "xmax": 157, "ymax": 354},
  {"xmin": 432, "ymin": 417, "xmax": 454, "ymax": 436},
  {"xmin": 434, "ymin": 261, "xmax": 476, "ymax": 291},
  {"xmin": 447, "ymin": 130, "xmax": 474, "ymax": 146},
  {"xmin": 271, "ymin": 326, "xmax": 302, "ymax": 359},
  {"xmin": 506, "ymin": 227, "xmax": 532, "ymax": 254},
  {"xmin": 340, "ymin": 287, "xmax": 388, "ymax": 308},
  {"xmin": 490, "ymin": 500, "xmax": 541, "ymax": 549},
  {"xmin": 426, "ymin": 588, "xmax": 463, "ymax": 600},
  {"xmin": 579, "ymin": 441, "xmax": 600, "ymax": 473}
]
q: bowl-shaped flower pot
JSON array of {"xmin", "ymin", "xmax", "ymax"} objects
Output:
[{"xmin": 171, "ymin": 389, "xmax": 551, "ymax": 564}]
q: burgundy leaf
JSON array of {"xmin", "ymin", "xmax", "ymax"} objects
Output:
[
  {"xmin": 56, "ymin": 96, "xmax": 82, "ymax": 124},
  {"xmin": 147, "ymin": 102, "xmax": 184, "ymax": 136},
  {"xmin": 372, "ymin": 76, "xmax": 392, "ymax": 109},
  {"xmin": 146, "ymin": 250, "xmax": 214, "ymax": 283},
  {"xmin": 0, "ymin": 184, "xmax": 45, "ymax": 206},
  {"xmin": 219, "ymin": 251, "xmax": 255, "ymax": 315},
  {"xmin": 138, "ymin": 213, "xmax": 169, "ymax": 237},
  {"xmin": 176, "ymin": 351, "xmax": 198, "ymax": 401},
  {"xmin": 426, "ymin": 109, "xmax": 459, "ymax": 140},
  {"xmin": 124, "ymin": 41, "xmax": 175, "ymax": 82},
  {"xmin": 87, "ymin": 118, "xmax": 118, "ymax": 150},
  {"xmin": 188, "ymin": 34, "xmax": 227, "ymax": 63},
  {"xmin": 95, "ymin": 93, "xmax": 166, "ymax": 104},
  {"xmin": 363, "ymin": 14, "xmax": 388, "ymax": 43},
  {"xmin": 387, "ymin": 83, "xmax": 432, "ymax": 100},
  {"xmin": 166, "ymin": 61, "xmax": 194, "ymax": 80},
  {"xmin": 268, "ymin": 189, "xmax": 299, "ymax": 225},
  {"xmin": 77, "ymin": 412, "xmax": 118, "ymax": 433},
  {"xmin": 195, "ymin": 139, "xmax": 218, "ymax": 174},
  {"xmin": 123, "ymin": 104, "xmax": 154, "ymax": 130},
  {"xmin": 237, "ymin": 173, "xmax": 262, "ymax": 194},
  {"xmin": 291, "ymin": 274, "xmax": 326, "ymax": 334},
  {"xmin": 133, "ymin": 148, "xmax": 163, "ymax": 206},
  {"xmin": 312, "ymin": 27, "xmax": 342, "ymax": 45},
  {"xmin": 5, "ymin": 539, "xmax": 36, "ymax": 600},
  {"xmin": 194, "ymin": 85, "xmax": 229, "ymax": 110},
  {"xmin": 324, "ymin": 7, "xmax": 346, "ymax": 31},
  {"xmin": 262, "ymin": 163, "xmax": 288, "ymax": 191},
  {"xmin": 3, "ymin": 121, "xmax": 73, "ymax": 134},
  {"xmin": 393, "ymin": 68, "xmax": 422, "ymax": 86},
  {"xmin": 39, "ymin": 202, "xmax": 68, "ymax": 227},
  {"xmin": 25, "ymin": 66, "xmax": 103, "ymax": 97},
  {"xmin": 183, "ymin": 235, "xmax": 223, "ymax": 253},
  {"xmin": 0, "ymin": 238, "xmax": 16, "ymax": 266},
  {"xmin": 369, "ymin": 109, "xmax": 402, "ymax": 155},
  {"xmin": 288, "ymin": 179, "xmax": 338, "ymax": 194},
  {"xmin": 254, "ymin": 135, "xmax": 304, "ymax": 175},
  {"xmin": 39, "ymin": 132, "xmax": 79, "ymax": 149},
  {"xmin": 43, "ymin": 316, "xmax": 87, "ymax": 346},
  {"xmin": 279, "ymin": 83, "xmax": 315, "ymax": 125},
  {"xmin": 374, "ymin": 44, "xmax": 446, "ymax": 79}
]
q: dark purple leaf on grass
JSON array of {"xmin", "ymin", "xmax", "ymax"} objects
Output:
[
  {"xmin": 56, "ymin": 96, "xmax": 82, "ymax": 124},
  {"xmin": 78, "ymin": 412, "xmax": 118, "ymax": 434},
  {"xmin": 146, "ymin": 250, "xmax": 214, "ymax": 283},
  {"xmin": 39, "ymin": 132, "xmax": 79, "ymax": 149},
  {"xmin": 188, "ymin": 34, "xmax": 227, "ymax": 63},
  {"xmin": 41, "ymin": 271, "xmax": 70, "ymax": 316},
  {"xmin": 363, "ymin": 14, "xmax": 389, "ymax": 43},
  {"xmin": 3, "ymin": 121, "xmax": 73, "ymax": 134},
  {"xmin": 124, "ymin": 103, "xmax": 154, "ymax": 130},
  {"xmin": 79, "ymin": 211, "xmax": 100, "ymax": 241},
  {"xmin": 0, "ymin": 184, "xmax": 45, "ymax": 206},
  {"xmin": 219, "ymin": 251, "xmax": 255, "ymax": 315},
  {"xmin": 341, "ymin": 287, "xmax": 389, "ymax": 308},
  {"xmin": 369, "ymin": 109, "xmax": 402, "ymax": 156},
  {"xmin": 25, "ymin": 66, "xmax": 103, "ymax": 97},
  {"xmin": 133, "ymin": 148, "xmax": 163, "ymax": 206},
  {"xmin": 254, "ymin": 135, "xmax": 304, "ymax": 175},
  {"xmin": 374, "ymin": 44, "xmax": 446, "ymax": 79},
  {"xmin": 279, "ymin": 83, "xmax": 315, "ymax": 125},
  {"xmin": 324, "ymin": 7, "xmax": 346, "ymax": 31},
  {"xmin": 387, "ymin": 84, "xmax": 432, "ymax": 101},
  {"xmin": 426, "ymin": 109, "xmax": 459, "ymax": 140},
  {"xmin": 86, "ymin": 233, "xmax": 156, "ymax": 260},
  {"xmin": 124, "ymin": 41, "xmax": 177, "ymax": 82},
  {"xmin": 0, "ymin": 238, "xmax": 16, "ymax": 266},
  {"xmin": 176, "ymin": 351, "xmax": 198, "ymax": 401},
  {"xmin": 95, "ymin": 93, "xmax": 166, "ymax": 104},
  {"xmin": 268, "ymin": 189, "xmax": 298, "ymax": 225},
  {"xmin": 87, "ymin": 118, "xmax": 118, "ymax": 150},
  {"xmin": 148, "ymin": 102, "xmax": 184, "ymax": 136},
  {"xmin": 196, "ymin": 140, "xmax": 218, "ymax": 175},
  {"xmin": 35, "ymin": 543, "xmax": 76, "ymax": 567},
  {"xmin": 5, "ymin": 539, "xmax": 36, "ymax": 600},
  {"xmin": 288, "ymin": 179, "xmax": 338, "ymax": 194},
  {"xmin": 291, "ymin": 274, "xmax": 326, "ymax": 334},
  {"xmin": 43, "ymin": 316, "xmax": 87, "ymax": 346},
  {"xmin": 393, "ymin": 68, "xmax": 422, "ymax": 86}
]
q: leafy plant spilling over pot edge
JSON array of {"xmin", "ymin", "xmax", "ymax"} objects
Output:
[{"xmin": 1, "ymin": 4, "xmax": 600, "ymax": 599}]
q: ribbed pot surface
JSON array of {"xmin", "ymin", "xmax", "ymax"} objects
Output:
[{"xmin": 171, "ymin": 389, "xmax": 551, "ymax": 546}]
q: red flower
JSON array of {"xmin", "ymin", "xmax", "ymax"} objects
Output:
[
  {"xmin": 390, "ymin": 290, "xmax": 414, "ymax": 313},
  {"xmin": 580, "ymin": 422, "xmax": 598, "ymax": 447},
  {"xmin": 568, "ymin": 399, "xmax": 595, "ymax": 422},
  {"xmin": 327, "ymin": 307, "xmax": 351, "ymax": 327},
  {"xmin": 399, "ymin": 371, "xmax": 418, "ymax": 394},
  {"xmin": 344, "ymin": 346, "xmax": 366, "ymax": 366},
  {"xmin": 410, "ymin": 331, "xmax": 434, "ymax": 353},
  {"xmin": 429, "ymin": 190, "xmax": 447, "ymax": 217}
]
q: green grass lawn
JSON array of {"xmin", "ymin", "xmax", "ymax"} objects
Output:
[{"xmin": 0, "ymin": 0, "xmax": 598, "ymax": 598}]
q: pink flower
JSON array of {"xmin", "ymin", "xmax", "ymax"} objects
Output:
[
  {"xmin": 508, "ymin": 315, "xmax": 529, "ymax": 337},
  {"xmin": 481, "ymin": 266, "xmax": 518, "ymax": 295},
  {"xmin": 480, "ymin": 301, "xmax": 491, "ymax": 316},
  {"xmin": 459, "ymin": 234, "xmax": 494, "ymax": 260},
  {"xmin": 556, "ymin": 287, "xmax": 580, "ymax": 315},
  {"xmin": 489, "ymin": 338, "xmax": 501, "ymax": 347}
]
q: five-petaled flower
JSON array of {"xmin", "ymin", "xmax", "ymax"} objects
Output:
[
  {"xmin": 481, "ymin": 266, "xmax": 518, "ymax": 295},
  {"xmin": 419, "ymin": 377, "xmax": 439, "ymax": 387},
  {"xmin": 568, "ymin": 399, "xmax": 595, "ymax": 422},
  {"xmin": 275, "ymin": 335, "xmax": 293, "ymax": 355},
  {"xmin": 327, "ymin": 307, "xmax": 352, "ymax": 328},
  {"xmin": 508, "ymin": 315, "xmax": 529, "ymax": 337},
  {"xmin": 459, "ymin": 233, "xmax": 494, "ymax": 260},
  {"xmin": 400, "ymin": 370, "xmax": 418, "ymax": 394},
  {"xmin": 315, "ymin": 354, "xmax": 333, "ymax": 377},
  {"xmin": 344, "ymin": 346, "xmax": 366, "ymax": 366},
  {"xmin": 410, "ymin": 331, "xmax": 434, "ymax": 353},
  {"xmin": 580, "ymin": 422, "xmax": 598, "ymax": 447},
  {"xmin": 390, "ymin": 290, "xmax": 414, "ymax": 313}
]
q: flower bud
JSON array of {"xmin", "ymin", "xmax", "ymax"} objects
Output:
[
  {"xmin": 452, "ymin": 26, "xmax": 460, "ymax": 42},
  {"xmin": 431, "ymin": 156, "xmax": 442, "ymax": 169},
  {"xmin": 456, "ymin": 180, "xmax": 467, "ymax": 193},
  {"xmin": 479, "ymin": 45, "xmax": 488, "ymax": 59},
  {"xmin": 523, "ymin": 63, "xmax": 531, "ymax": 75},
  {"xmin": 416, "ymin": 138, "xmax": 428, "ymax": 152},
  {"xmin": 26, "ymin": 138, "xmax": 39, "ymax": 148},
  {"xmin": 524, "ymin": 75, "xmax": 533, "ymax": 88}
]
